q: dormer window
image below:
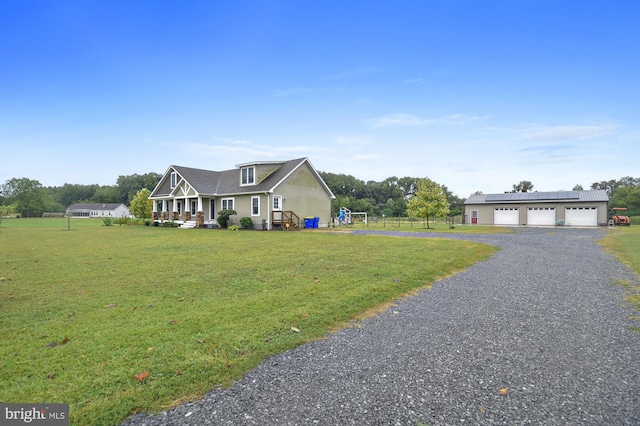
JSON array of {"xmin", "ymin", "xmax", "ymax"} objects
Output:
[
  {"xmin": 241, "ymin": 166, "xmax": 255, "ymax": 186},
  {"xmin": 170, "ymin": 172, "xmax": 177, "ymax": 189}
]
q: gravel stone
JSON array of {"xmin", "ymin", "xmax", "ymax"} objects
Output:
[{"xmin": 121, "ymin": 227, "xmax": 640, "ymax": 425}]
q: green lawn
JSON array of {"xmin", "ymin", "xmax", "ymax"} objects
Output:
[
  {"xmin": 599, "ymin": 225, "xmax": 640, "ymax": 315},
  {"xmin": 0, "ymin": 218, "xmax": 497, "ymax": 425},
  {"xmin": 332, "ymin": 218, "xmax": 514, "ymax": 234}
]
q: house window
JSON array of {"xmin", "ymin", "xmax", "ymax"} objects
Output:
[
  {"xmin": 210, "ymin": 200, "xmax": 216, "ymax": 219},
  {"xmin": 171, "ymin": 172, "xmax": 177, "ymax": 189},
  {"xmin": 241, "ymin": 166, "xmax": 255, "ymax": 186},
  {"xmin": 222, "ymin": 198, "xmax": 234, "ymax": 210},
  {"xmin": 251, "ymin": 196, "xmax": 260, "ymax": 216},
  {"xmin": 191, "ymin": 201, "xmax": 197, "ymax": 215}
]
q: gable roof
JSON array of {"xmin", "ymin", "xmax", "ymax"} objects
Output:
[
  {"xmin": 67, "ymin": 203, "xmax": 127, "ymax": 210},
  {"xmin": 170, "ymin": 166, "xmax": 222, "ymax": 195},
  {"xmin": 150, "ymin": 158, "xmax": 335, "ymax": 199},
  {"xmin": 464, "ymin": 190, "xmax": 609, "ymax": 205}
]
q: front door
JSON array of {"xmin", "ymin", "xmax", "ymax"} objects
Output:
[
  {"xmin": 273, "ymin": 195, "xmax": 283, "ymax": 222},
  {"xmin": 471, "ymin": 210, "xmax": 478, "ymax": 224}
]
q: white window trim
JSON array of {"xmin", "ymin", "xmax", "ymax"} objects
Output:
[
  {"xmin": 240, "ymin": 166, "xmax": 256, "ymax": 186},
  {"xmin": 221, "ymin": 198, "xmax": 235, "ymax": 211},
  {"xmin": 251, "ymin": 196, "xmax": 260, "ymax": 216}
]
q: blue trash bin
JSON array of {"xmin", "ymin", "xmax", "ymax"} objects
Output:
[
  {"xmin": 313, "ymin": 217, "xmax": 319, "ymax": 228},
  {"xmin": 304, "ymin": 217, "xmax": 314, "ymax": 228}
]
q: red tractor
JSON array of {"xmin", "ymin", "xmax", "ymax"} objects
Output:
[{"xmin": 611, "ymin": 207, "xmax": 631, "ymax": 226}]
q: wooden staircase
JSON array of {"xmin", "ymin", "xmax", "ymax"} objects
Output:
[{"xmin": 272, "ymin": 210, "xmax": 300, "ymax": 230}]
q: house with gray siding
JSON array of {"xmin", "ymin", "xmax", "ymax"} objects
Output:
[
  {"xmin": 149, "ymin": 158, "xmax": 335, "ymax": 229},
  {"xmin": 464, "ymin": 190, "xmax": 609, "ymax": 227}
]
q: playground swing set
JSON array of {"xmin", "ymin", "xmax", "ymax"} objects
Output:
[{"xmin": 334, "ymin": 207, "xmax": 368, "ymax": 227}]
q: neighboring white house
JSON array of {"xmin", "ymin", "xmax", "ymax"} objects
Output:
[{"xmin": 66, "ymin": 203, "xmax": 130, "ymax": 218}]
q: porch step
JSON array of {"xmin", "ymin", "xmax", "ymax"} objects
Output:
[{"xmin": 179, "ymin": 221, "xmax": 197, "ymax": 229}]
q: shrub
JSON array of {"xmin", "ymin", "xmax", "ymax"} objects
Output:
[
  {"xmin": 239, "ymin": 217, "xmax": 253, "ymax": 229},
  {"xmin": 217, "ymin": 209, "xmax": 237, "ymax": 228},
  {"xmin": 228, "ymin": 224, "xmax": 239, "ymax": 231},
  {"xmin": 102, "ymin": 217, "xmax": 114, "ymax": 226},
  {"xmin": 163, "ymin": 221, "xmax": 180, "ymax": 228},
  {"xmin": 114, "ymin": 217, "xmax": 133, "ymax": 225}
]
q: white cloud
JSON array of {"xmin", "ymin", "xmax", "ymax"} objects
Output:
[
  {"xmin": 166, "ymin": 138, "xmax": 330, "ymax": 163},
  {"xmin": 365, "ymin": 113, "xmax": 490, "ymax": 128},
  {"xmin": 517, "ymin": 124, "xmax": 616, "ymax": 141}
]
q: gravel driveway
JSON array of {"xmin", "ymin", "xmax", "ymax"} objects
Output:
[{"xmin": 122, "ymin": 227, "xmax": 640, "ymax": 425}]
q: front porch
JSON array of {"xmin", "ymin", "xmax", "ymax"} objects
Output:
[{"xmin": 152, "ymin": 197, "xmax": 214, "ymax": 228}]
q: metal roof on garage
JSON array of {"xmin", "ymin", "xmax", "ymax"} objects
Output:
[{"xmin": 464, "ymin": 190, "xmax": 609, "ymax": 205}]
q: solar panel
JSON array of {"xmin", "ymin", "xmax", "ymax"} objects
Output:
[{"xmin": 485, "ymin": 191, "xmax": 580, "ymax": 202}]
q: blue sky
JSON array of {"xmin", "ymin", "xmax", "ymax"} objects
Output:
[{"xmin": 1, "ymin": 1, "xmax": 638, "ymax": 197}]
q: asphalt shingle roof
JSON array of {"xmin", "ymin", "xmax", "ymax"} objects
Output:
[
  {"xmin": 67, "ymin": 203, "xmax": 126, "ymax": 210},
  {"xmin": 151, "ymin": 158, "xmax": 328, "ymax": 198}
]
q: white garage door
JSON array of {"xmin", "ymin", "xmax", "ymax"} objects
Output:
[
  {"xmin": 527, "ymin": 207, "xmax": 556, "ymax": 225},
  {"xmin": 494, "ymin": 207, "xmax": 519, "ymax": 225},
  {"xmin": 565, "ymin": 207, "xmax": 598, "ymax": 226}
]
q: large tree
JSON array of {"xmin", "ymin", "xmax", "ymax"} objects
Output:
[
  {"xmin": 1, "ymin": 178, "xmax": 52, "ymax": 217},
  {"xmin": 511, "ymin": 181, "xmax": 534, "ymax": 193},
  {"xmin": 130, "ymin": 188, "xmax": 153, "ymax": 222},
  {"xmin": 610, "ymin": 185, "xmax": 640, "ymax": 216},
  {"xmin": 406, "ymin": 178, "xmax": 450, "ymax": 228},
  {"xmin": 592, "ymin": 176, "xmax": 640, "ymax": 198},
  {"xmin": 117, "ymin": 173, "xmax": 162, "ymax": 205},
  {"xmin": 92, "ymin": 186, "xmax": 121, "ymax": 203},
  {"xmin": 51, "ymin": 183, "xmax": 100, "ymax": 207}
]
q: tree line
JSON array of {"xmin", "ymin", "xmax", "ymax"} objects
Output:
[
  {"xmin": 0, "ymin": 173, "xmax": 161, "ymax": 217},
  {"xmin": 1, "ymin": 171, "xmax": 638, "ymax": 219},
  {"xmin": 590, "ymin": 177, "xmax": 640, "ymax": 216},
  {"xmin": 318, "ymin": 172, "xmax": 464, "ymax": 218}
]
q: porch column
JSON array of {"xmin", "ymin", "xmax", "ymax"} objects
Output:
[
  {"xmin": 184, "ymin": 197, "xmax": 192, "ymax": 221},
  {"xmin": 196, "ymin": 197, "xmax": 204, "ymax": 227},
  {"xmin": 152, "ymin": 199, "xmax": 158, "ymax": 221},
  {"xmin": 160, "ymin": 200, "xmax": 168, "ymax": 221},
  {"xmin": 173, "ymin": 198, "xmax": 179, "ymax": 221}
]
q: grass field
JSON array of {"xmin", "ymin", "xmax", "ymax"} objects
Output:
[
  {"xmin": 599, "ymin": 225, "xmax": 640, "ymax": 315},
  {"xmin": 331, "ymin": 218, "xmax": 514, "ymax": 234},
  {"xmin": 0, "ymin": 218, "xmax": 498, "ymax": 425}
]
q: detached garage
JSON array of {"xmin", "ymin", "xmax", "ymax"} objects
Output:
[{"xmin": 464, "ymin": 190, "xmax": 609, "ymax": 227}]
